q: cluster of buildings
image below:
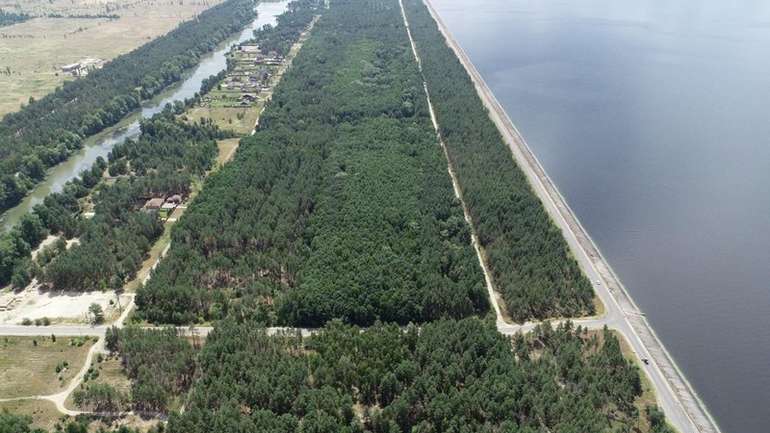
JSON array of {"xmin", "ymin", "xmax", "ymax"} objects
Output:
[
  {"xmin": 236, "ymin": 44, "xmax": 284, "ymax": 65},
  {"xmin": 60, "ymin": 58, "xmax": 104, "ymax": 77},
  {"xmin": 142, "ymin": 194, "xmax": 183, "ymax": 219},
  {"xmin": 210, "ymin": 43, "xmax": 286, "ymax": 107},
  {"xmin": 220, "ymin": 68, "xmax": 272, "ymax": 95}
]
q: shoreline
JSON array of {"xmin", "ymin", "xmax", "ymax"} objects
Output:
[{"xmin": 418, "ymin": 0, "xmax": 722, "ymax": 432}]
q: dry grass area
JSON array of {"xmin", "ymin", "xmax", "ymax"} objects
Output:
[
  {"xmin": 0, "ymin": 335, "xmax": 95, "ymax": 398},
  {"xmin": 0, "ymin": 399, "xmax": 67, "ymax": 431},
  {"xmin": 216, "ymin": 137, "xmax": 241, "ymax": 166},
  {"xmin": 186, "ymin": 105, "xmax": 261, "ymax": 136},
  {"xmin": 593, "ymin": 295, "xmax": 606, "ymax": 318},
  {"xmin": 0, "ymin": 0, "xmax": 224, "ymax": 116}
]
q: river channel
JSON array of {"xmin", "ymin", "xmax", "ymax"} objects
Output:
[
  {"xmin": 1, "ymin": 0, "xmax": 291, "ymax": 231},
  {"xmin": 429, "ymin": 0, "xmax": 770, "ymax": 432}
]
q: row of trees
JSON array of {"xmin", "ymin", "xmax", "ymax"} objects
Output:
[
  {"xmin": 0, "ymin": 9, "xmax": 29, "ymax": 27},
  {"xmin": 167, "ymin": 316, "xmax": 672, "ymax": 433},
  {"xmin": 403, "ymin": 0, "xmax": 595, "ymax": 321},
  {"xmin": 135, "ymin": 0, "xmax": 326, "ymax": 325},
  {"xmin": 0, "ymin": 0, "xmax": 256, "ymax": 214},
  {"xmin": 136, "ymin": 0, "xmax": 488, "ymax": 326}
]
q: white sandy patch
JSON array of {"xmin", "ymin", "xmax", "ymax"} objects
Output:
[
  {"xmin": 30, "ymin": 235, "xmax": 60, "ymax": 260},
  {"xmin": 0, "ymin": 285, "xmax": 129, "ymax": 325}
]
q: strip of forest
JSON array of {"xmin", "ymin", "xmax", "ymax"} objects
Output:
[
  {"xmin": 0, "ymin": 413, "xmax": 160, "ymax": 433},
  {"xmin": 403, "ymin": 0, "xmax": 595, "ymax": 322},
  {"xmin": 0, "ymin": 0, "xmax": 256, "ymax": 215},
  {"xmin": 166, "ymin": 317, "xmax": 673, "ymax": 433},
  {"xmin": 136, "ymin": 0, "xmax": 487, "ymax": 326}
]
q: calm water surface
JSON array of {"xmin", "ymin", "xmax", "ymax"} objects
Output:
[
  {"xmin": 1, "ymin": 0, "xmax": 290, "ymax": 231},
  {"xmin": 430, "ymin": 0, "xmax": 770, "ymax": 432}
]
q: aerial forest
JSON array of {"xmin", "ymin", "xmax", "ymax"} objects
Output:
[
  {"xmin": 0, "ymin": 1, "xmax": 683, "ymax": 433},
  {"xmin": 136, "ymin": 0, "xmax": 487, "ymax": 326},
  {"xmin": 0, "ymin": 0, "xmax": 256, "ymax": 214},
  {"xmin": 0, "ymin": 108, "xmax": 224, "ymax": 290},
  {"xmin": 403, "ymin": 0, "xmax": 595, "ymax": 322},
  {"xmin": 166, "ymin": 317, "xmax": 671, "ymax": 433},
  {"xmin": 74, "ymin": 326, "xmax": 200, "ymax": 415}
]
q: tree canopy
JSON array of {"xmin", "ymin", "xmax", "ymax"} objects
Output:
[
  {"xmin": 168, "ymin": 317, "xmax": 663, "ymax": 433},
  {"xmin": 0, "ymin": 0, "xmax": 256, "ymax": 214},
  {"xmin": 136, "ymin": 0, "xmax": 486, "ymax": 326},
  {"xmin": 403, "ymin": 0, "xmax": 595, "ymax": 321}
]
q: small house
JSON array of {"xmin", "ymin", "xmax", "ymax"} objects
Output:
[
  {"xmin": 143, "ymin": 198, "xmax": 164, "ymax": 211},
  {"xmin": 239, "ymin": 44, "xmax": 261, "ymax": 53},
  {"xmin": 239, "ymin": 93, "xmax": 258, "ymax": 105}
]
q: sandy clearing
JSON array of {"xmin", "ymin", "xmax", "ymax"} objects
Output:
[{"xmin": 0, "ymin": 287, "xmax": 129, "ymax": 325}]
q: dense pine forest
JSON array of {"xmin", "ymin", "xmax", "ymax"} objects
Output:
[
  {"xmin": 136, "ymin": 0, "xmax": 487, "ymax": 326},
  {"xmin": 403, "ymin": 0, "xmax": 595, "ymax": 322},
  {"xmin": 165, "ymin": 317, "xmax": 672, "ymax": 433},
  {"xmin": 0, "ymin": 0, "xmax": 255, "ymax": 214}
]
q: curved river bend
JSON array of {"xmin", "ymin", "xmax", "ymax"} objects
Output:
[
  {"xmin": 429, "ymin": 1, "xmax": 770, "ymax": 432},
  {"xmin": 1, "ymin": 0, "xmax": 291, "ymax": 231}
]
